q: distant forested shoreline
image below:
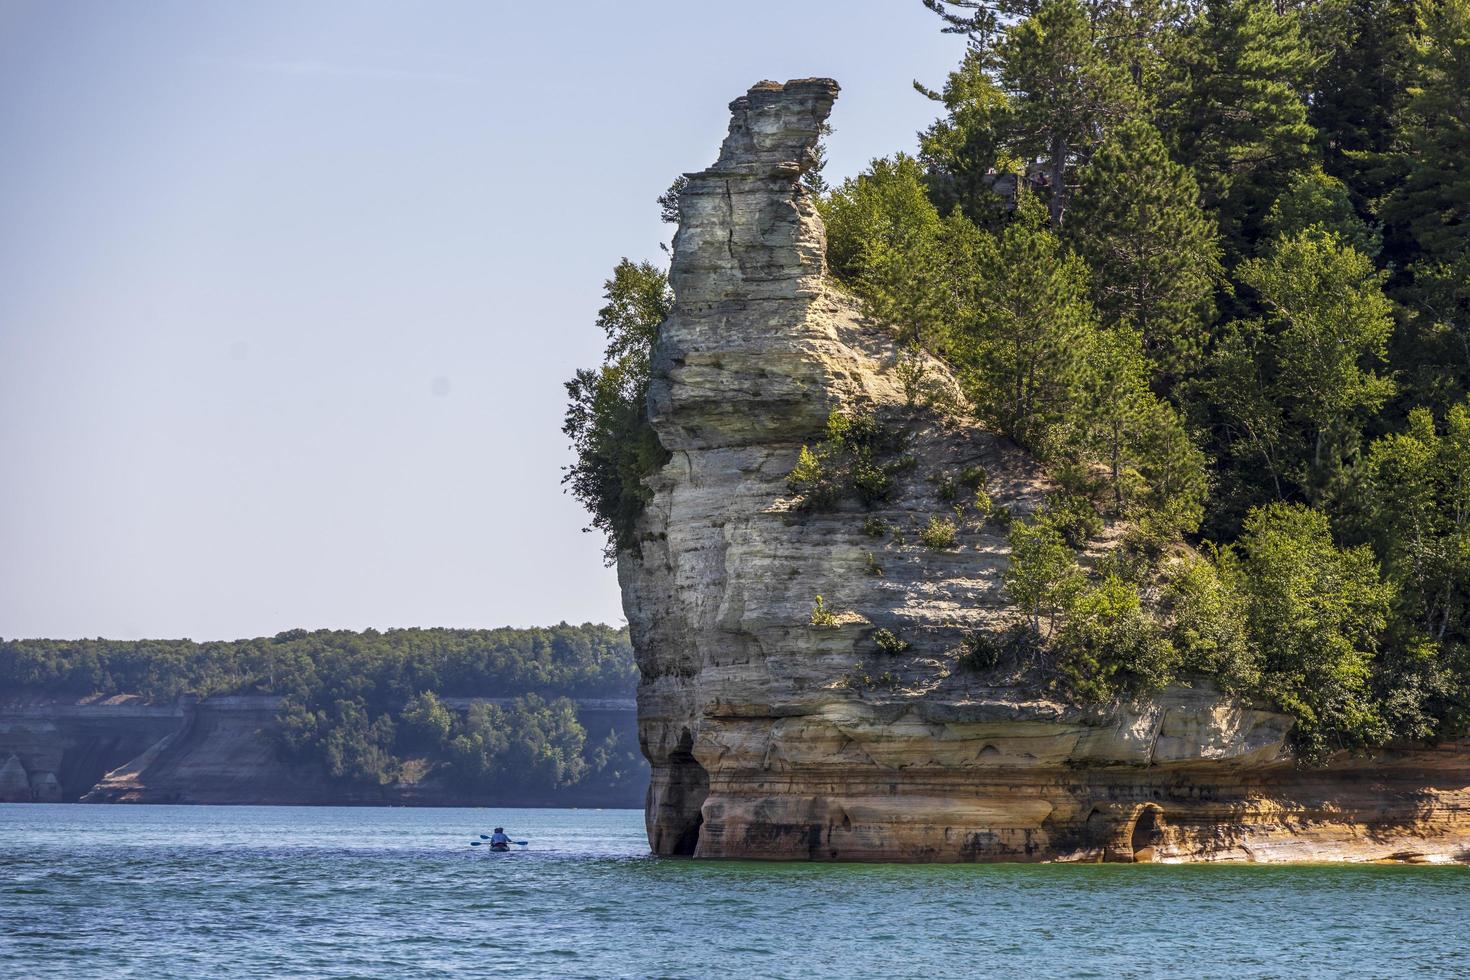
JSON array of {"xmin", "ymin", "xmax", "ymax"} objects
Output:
[{"xmin": 0, "ymin": 625, "xmax": 645, "ymax": 802}]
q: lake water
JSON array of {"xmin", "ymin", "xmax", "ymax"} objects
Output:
[{"xmin": 2, "ymin": 804, "xmax": 1467, "ymax": 978}]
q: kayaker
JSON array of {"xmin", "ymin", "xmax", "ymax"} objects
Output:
[{"xmin": 489, "ymin": 827, "xmax": 512, "ymax": 851}]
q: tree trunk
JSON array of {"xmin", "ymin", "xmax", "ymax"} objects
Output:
[{"xmin": 1049, "ymin": 134, "xmax": 1067, "ymax": 228}]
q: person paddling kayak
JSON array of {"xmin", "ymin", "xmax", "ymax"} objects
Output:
[{"xmin": 488, "ymin": 827, "xmax": 512, "ymax": 852}]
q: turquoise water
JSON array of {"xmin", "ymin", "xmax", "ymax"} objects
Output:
[{"xmin": 2, "ymin": 804, "xmax": 1467, "ymax": 978}]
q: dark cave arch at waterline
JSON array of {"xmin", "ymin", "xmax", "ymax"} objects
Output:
[
  {"xmin": 1129, "ymin": 805, "xmax": 1165, "ymax": 861},
  {"xmin": 662, "ymin": 730, "xmax": 708, "ymax": 856}
]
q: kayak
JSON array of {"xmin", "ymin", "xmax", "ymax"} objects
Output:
[{"xmin": 469, "ymin": 836, "xmax": 529, "ymax": 850}]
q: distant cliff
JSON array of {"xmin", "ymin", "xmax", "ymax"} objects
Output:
[
  {"xmin": 0, "ymin": 625, "xmax": 645, "ymax": 807},
  {"xmin": 620, "ymin": 78, "xmax": 1470, "ymax": 863},
  {"xmin": 0, "ymin": 693, "xmax": 642, "ymax": 807}
]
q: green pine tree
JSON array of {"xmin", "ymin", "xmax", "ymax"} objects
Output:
[
  {"xmin": 1381, "ymin": 0, "xmax": 1470, "ymax": 266},
  {"xmin": 1379, "ymin": 0, "xmax": 1470, "ymax": 412},
  {"xmin": 1074, "ymin": 327, "xmax": 1207, "ymax": 532},
  {"xmin": 1068, "ymin": 115, "xmax": 1224, "ymax": 381},
  {"xmin": 1160, "ymin": 0, "xmax": 1319, "ymax": 258},
  {"xmin": 1304, "ymin": 0, "xmax": 1420, "ymax": 212},
  {"xmin": 998, "ymin": 0, "xmax": 1139, "ymax": 227},
  {"xmin": 916, "ymin": 48, "xmax": 1017, "ymax": 225}
]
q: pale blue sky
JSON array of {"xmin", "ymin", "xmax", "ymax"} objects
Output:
[{"xmin": 0, "ymin": 1, "xmax": 964, "ymax": 640}]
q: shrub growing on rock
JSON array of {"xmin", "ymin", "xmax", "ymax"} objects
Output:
[
  {"xmin": 959, "ymin": 633, "xmax": 1001, "ymax": 672},
  {"xmin": 810, "ymin": 595, "xmax": 839, "ymax": 627},
  {"xmin": 788, "ymin": 446, "xmax": 838, "ymax": 509},
  {"xmin": 920, "ymin": 515, "xmax": 959, "ymax": 549},
  {"xmin": 786, "ymin": 409, "xmax": 900, "ymax": 510},
  {"xmin": 972, "ymin": 487, "xmax": 995, "ymax": 521},
  {"xmin": 1042, "ymin": 495, "xmax": 1103, "ymax": 549},
  {"xmin": 852, "ymin": 458, "xmax": 892, "ymax": 506},
  {"xmin": 873, "ymin": 628, "xmax": 910, "ymax": 655}
]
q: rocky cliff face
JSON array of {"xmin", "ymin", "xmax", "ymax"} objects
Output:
[
  {"xmin": 620, "ymin": 78, "xmax": 1470, "ymax": 863},
  {"xmin": 0, "ymin": 695, "xmax": 641, "ymax": 807}
]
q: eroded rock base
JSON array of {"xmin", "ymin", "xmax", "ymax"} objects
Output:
[{"xmin": 690, "ymin": 752, "xmax": 1470, "ymax": 864}]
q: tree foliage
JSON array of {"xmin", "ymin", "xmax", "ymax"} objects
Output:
[
  {"xmin": 819, "ymin": 155, "xmax": 944, "ymax": 290},
  {"xmin": 1056, "ymin": 573, "xmax": 1178, "ymax": 700},
  {"xmin": 1205, "ymin": 230, "xmax": 1394, "ymax": 512},
  {"xmin": 946, "ymin": 194, "xmax": 1097, "ymax": 453},
  {"xmin": 1004, "ymin": 512, "xmax": 1084, "ymax": 636},
  {"xmin": 998, "ymin": 0, "xmax": 1140, "ymax": 226},
  {"xmin": 1361, "ymin": 403, "xmax": 1470, "ymax": 640},
  {"xmin": 1068, "ymin": 116, "xmax": 1224, "ymax": 381},
  {"xmin": 1224, "ymin": 503, "xmax": 1396, "ymax": 760},
  {"xmin": 1381, "ymin": 0, "xmax": 1470, "ymax": 268},
  {"xmin": 448, "ymin": 694, "xmax": 590, "ymax": 792},
  {"xmin": 1158, "ymin": 0, "xmax": 1319, "ymax": 257},
  {"xmin": 1266, "ymin": 168, "xmax": 1381, "ymax": 258},
  {"xmin": 1075, "ymin": 327, "xmax": 1207, "ymax": 532},
  {"xmin": 563, "ymin": 259, "xmax": 673, "ymax": 562}
]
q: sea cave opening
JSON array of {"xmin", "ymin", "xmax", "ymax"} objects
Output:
[
  {"xmin": 663, "ymin": 732, "xmax": 709, "ymax": 857},
  {"xmin": 1130, "ymin": 806, "xmax": 1164, "ymax": 862}
]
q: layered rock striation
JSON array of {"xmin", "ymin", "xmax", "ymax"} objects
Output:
[
  {"xmin": 620, "ymin": 78, "xmax": 1470, "ymax": 863},
  {"xmin": 0, "ymin": 695, "xmax": 641, "ymax": 807}
]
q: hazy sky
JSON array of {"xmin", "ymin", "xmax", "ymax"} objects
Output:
[{"xmin": 0, "ymin": 1, "xmax": 964, "ymax": 640}]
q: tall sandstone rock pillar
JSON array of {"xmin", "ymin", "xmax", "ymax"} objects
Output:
[
  {"xmin": 619, "ymin": 79, "xmax": 1470, "ymax": 863},
  {"xmin": 625, "ymin": 78, "xmax": 847, "ymax": 856}
]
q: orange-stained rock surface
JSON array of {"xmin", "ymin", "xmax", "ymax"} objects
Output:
[{"xmin": 619, "ymin": 78, "xmax": 1470, "ymax": 864}]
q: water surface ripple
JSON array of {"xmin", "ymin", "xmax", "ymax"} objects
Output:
[{"xmin": 2, "ymin": 804, "xmax": 1466, "ymax": 978}]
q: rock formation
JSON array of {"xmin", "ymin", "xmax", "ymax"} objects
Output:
[
  {"xmin": 0, "ymin": 753, "xmax": 34, "ymax": 802},
  {"xmin": 620, "ymin": 78, "xmax": 1470, "ymax": 863},
  {"xmin": 0, "ymin": 695, "xmax": 640, "ymax": 807}
]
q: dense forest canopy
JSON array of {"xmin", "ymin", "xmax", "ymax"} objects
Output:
[
  {"xmin": 0, "ymin": 625, "xmax": 643, "ymax": 798},
  {"xmin": 566, "ymin": 0, "xmax": 1470, "ymax": 762},
  {"xmin": 1, "ymin": 625, "xmax": 635, "ymax": 701}
]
